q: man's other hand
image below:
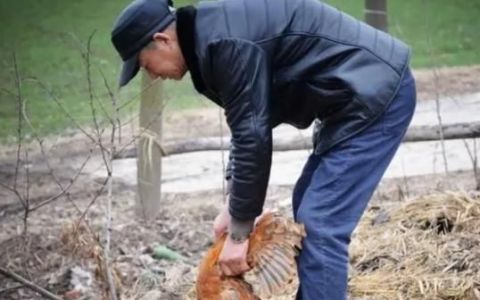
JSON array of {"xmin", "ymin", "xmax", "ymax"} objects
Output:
[{"xmin": 218, "ymin": 236, "xmax": 250, "ymax": 276}]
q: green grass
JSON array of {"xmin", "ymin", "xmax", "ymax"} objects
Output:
[
  {"xmin": 0, "ymin": 0, "xmax": 200, "ymax": 142},
  {"xmin": 0, "ymin": 0, "xmax": 479, "ymax": 141},
  {"xmin": 326, "ymin": 0, "xmax": 480, "ymax": 67}
]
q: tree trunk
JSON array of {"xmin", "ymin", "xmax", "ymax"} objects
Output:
[
  {"xmin": 115, "ymin": 122, "xmax": 480, "ymax": 159},
  {"xmin": 136, "ymin": 72, "xmax": 163, "ymax": 220},
  {"xmin": 365, "ymin": 0, "xmax": 388, "ymax": 32}
]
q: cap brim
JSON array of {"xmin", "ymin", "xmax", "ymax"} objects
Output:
[{"xmin": 119, "ymin": 54, "xmax": 140, "ymax": 87}]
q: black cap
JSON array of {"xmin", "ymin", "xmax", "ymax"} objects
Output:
[{"xmin": 111, "ymin": 0, "xmax": 175, "ymax": 87}]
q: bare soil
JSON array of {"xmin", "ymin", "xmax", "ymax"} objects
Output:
[{"xmin": 0, "ymin": 65, "xmax": 479, "ymax": 299}]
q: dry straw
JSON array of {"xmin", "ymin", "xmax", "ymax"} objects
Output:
[{"xmin": 349, "ymin": 191, "xmax": 480, "ymax": 300}]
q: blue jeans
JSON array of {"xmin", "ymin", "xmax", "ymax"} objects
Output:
[{"xmin": 293, "ymin": 69, "xmax": 416, "ymax": 300}]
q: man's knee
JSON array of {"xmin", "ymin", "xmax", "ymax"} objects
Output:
[{"xmin": 296, "ymin": 203, "xmax": 356, "ymax": 247}]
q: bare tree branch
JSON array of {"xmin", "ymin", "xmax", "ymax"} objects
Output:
[
  {"xmin": 105, "ymin": 90, "xmax": 119, "ymax": 300},
  {"xmin": 12, "ymin": 52, "xmax": 25, "ymax": 209},
  {"xmin": 424, "ymin": 0, "xmax": 449, "ymax": 177},
  {"xmin": 432, "ymin": 67, "xmax": 449, "ymax": 175},
  {"xmin": 21, "ymin": 105, "xmax": 87, "ymax": 214},
  {"xmin": 81, "ymin": 31, "xmax": 112, "ymax": 176},
  {"xmin": 76, "ymin": 177, "xmax": 108, "ymax": 227},
  {"xmin": 0, "ymin": 182, "xmax": 25, "ymax": 205},
  {"xmin": 98, "ymin": 69, "xmax": 122, "ymax": 144},
  {"xmin": 26, "ymin": 77, "xmax": 98, "ymax": 144},
  {"xmin": 23, "ymin": 148, "xmax": 30, "ymax": 236},
  {"xmin": 29, "ymin": 148, "xmax": 95, "ymax": 212},
  {"xmin": 80, "ymin": 31, "xmax": 118, "ymax": 300}
]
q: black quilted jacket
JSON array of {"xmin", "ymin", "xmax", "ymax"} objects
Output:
[{"xmin": 176, "ymin": 0, "xmax": 410, "ymax": 221}]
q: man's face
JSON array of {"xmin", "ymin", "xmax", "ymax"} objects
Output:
[{"xmin": 138, "ymin": 32, "xmax": 187, "ymax": 81}]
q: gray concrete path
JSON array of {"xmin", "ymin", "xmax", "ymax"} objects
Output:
[{"xmin": 93, "ymin": 93, "xmax": 480, "ymax": 193}]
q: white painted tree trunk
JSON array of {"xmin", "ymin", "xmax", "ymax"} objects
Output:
[{"xmin": 136, "ymin": 71, "xmax": 163, "ymax": 220}]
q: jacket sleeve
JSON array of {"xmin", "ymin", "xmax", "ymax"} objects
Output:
[
  {"xmin": 207, "ymin": 39, "xmax": 272, "ymax": 221},
  {"xmin": 225, "ymin": 143, "xmax": 233, "ymax": 181}
]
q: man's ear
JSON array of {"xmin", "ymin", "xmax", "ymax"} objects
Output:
[{"xmin": 153, "ymin": 32, "xmax": 170, "ymax": 44}]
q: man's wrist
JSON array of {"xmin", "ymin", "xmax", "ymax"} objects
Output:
[{"xmin": 228, "ymin": 217, "xmax": 254, "ymax": 244}]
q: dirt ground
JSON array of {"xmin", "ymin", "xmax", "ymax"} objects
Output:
[{"xmin": 0, "ymin": 65, "xmax": 480, "ymax": 299}]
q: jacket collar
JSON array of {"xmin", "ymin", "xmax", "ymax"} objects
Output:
[{"xmin": 176, "ymin": 6, "xmax": 206, "ymax": 94}]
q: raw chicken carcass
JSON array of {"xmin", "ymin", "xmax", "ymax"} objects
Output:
[{"xmin": 196, "ymin": 212, "xmax": 306, "ymax": 299}]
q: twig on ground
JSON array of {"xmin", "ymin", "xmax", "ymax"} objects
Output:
[
  {"xmin": 0, "ymin": 267, "xmax": 62, "ymax": 300},
  {"xmin": 0, "ymin": 283, "xmax": 24, "ymax": 294}
]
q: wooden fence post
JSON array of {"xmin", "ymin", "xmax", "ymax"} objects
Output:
[
  {"xmin": 365, "ymin": 0, "xmax": 388, "ymax": 32},
  {"xmin": 136, "ymin": 70, "xmax": 163, "ymax": 220}
]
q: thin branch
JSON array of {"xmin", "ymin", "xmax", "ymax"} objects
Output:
[
  {"xmin": 20, "ymin": 99, "xmax": 86, "ymax": 214},
  {"xmin": 19, "ymin": 57, "xmax": 31, "ymax": 226},
  {"xmin": 76, "ymin": 30, "xmax": 111, "ymax": 128},
  {"xmin": 82, "ymin": 31, "xmax": 111, "ymax": 175},
  {"xmin": 26, "ymin": 77, "xmax": 98, "ymax": 144},
  {"xmin": 424, "ymin": 0, "xmax": 449, "ymax": 178},
  {"xmin": 0, "ymin": 86, "xmax": 16, "ymax": 97},
  {"xmin": 116, "ymin": 77, "xmax": 173, "ymax": 129},
  {"xmin": 76, "ymin": 177, "xmax": 109, "ymax": 227},
  {"xmin": 12, "ymin": 52, "xmax": 23, "ymax": 201},
  {"xmin": 103, "ymin": 50, "xmax": 119, "ymax": 300},
  {"xmin": 135, "ymin": 91, "xmax": 213, "ymax": 138},
  {"xmin": 28, "ymin": 76, "xmax": 112, "ymax": 161},
  {"xmin": 98, "ymin": 68, "xmax": 122, "ymax": 144},
  {"xmin": 29, "ymin": 148, "xmax": 94, "ymax": 212},
  {"xmin": 0, "ymin": 182, "xmax": 25, "ymax": 206},
  {"xmin": 0, "ymin": 267, "xmax": 62, "ymax": 300},
  {"xmin": 432, "ymin": 67, "xmax": 449, "ymax": 176},
  {"xmin": 115, "ymin": 76, "xmax": 165, "ymax": 112},
  {"xmin": 23, "ymin": 148, "xmax": 30, "ymax": 236},
  {"xmin": 76, "ymin": 55, "xmax": 116, "ymax": 294},
  {"xmin": 49, "ymin": 30, "xmax": 115, "ymax": 127}
]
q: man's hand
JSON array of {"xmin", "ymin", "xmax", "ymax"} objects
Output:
[
  {"xmin": 213, "ymin": 204, "xmax": 231, "ymax": 239},
  {"xmin": 213, "ymin": 201, "xmax": 272, "ymax": 276},
  {"xmin": 218, "ymin": 235, "xmax": 250, "ymax": 276}
]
